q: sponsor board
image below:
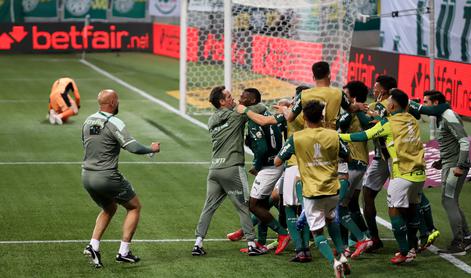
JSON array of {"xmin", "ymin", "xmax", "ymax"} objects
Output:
[
  {"xmin": 397, "ymin": 54, "xmax": 471, "ymax": 117},
  {"xmin": 0, "ymin": 23, "xmax": 152, "ymax": 52},
  {"xmin": 153, "ymin": 23, "xmax": 198, "ymax": 61},
  {"xmin": 348, "ymin": 47, "xmax": 399, "ymax": 91},
  {"xmin": 251, "ymin": 35, "xmax": 322, "ymax": 84}
]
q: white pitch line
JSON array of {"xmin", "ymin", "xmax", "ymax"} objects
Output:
[
  {"xmin": 80, "ymin": 59, "xmax": 208, "ymax": 130},
  {"xmin": 364, "ymin": 209, "xmax": 471, "ymax": 274},
  {"xmin": 79, "ymin": 59, "xmax": 254, "ymax": 156}
]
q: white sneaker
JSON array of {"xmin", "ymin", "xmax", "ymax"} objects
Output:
[
  {"xmin": 339, "ymin": 254, "xmax": 351, "ymax": 275},
  {"xmin": 333, "ymin": 259, "xmax": 344, "ymax": 278},
  {"xmin": 48, "ymin": 109, "xmax": 56, "ymax": 124},
  {"xmin": 54, "ymin": 114, "xmax": 63, "ymax": 125}
]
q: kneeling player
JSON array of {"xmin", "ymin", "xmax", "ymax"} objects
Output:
[{"xmin": 48, "ymin": 77, "xmax": 81, "ymax": 125}]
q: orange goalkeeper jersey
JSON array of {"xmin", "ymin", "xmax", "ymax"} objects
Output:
[{"xmin": 49, "ymin": 77, "xmax": 80, "ymax": 112}]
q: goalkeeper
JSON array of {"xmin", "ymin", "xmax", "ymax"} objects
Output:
[{"xmin": 48, "ymin": 77, "xmax": 81, "ymax": 125}]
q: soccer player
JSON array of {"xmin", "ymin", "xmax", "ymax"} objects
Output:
[
  {"xmin": 360, "ymin": 75, "xmax": 397, "ymax": 252},
  {"xmin": 238, "ymin": 88, "xmax": 290, "ymax": 254},
  {"xmin": 48, "ymin": 77, "xmax": 81, "ymax": 125},
  {"xmin": 421, "ymin": 90, "xmax": 471, "ymax": 255},
  {"xmin": 275, "ymin": 61, "xmax": 367, "ymax": 126},
  {"xmin": 340, "ymin": 89, "xmax": 425, "ymax": 264},
  {"xmin": 275, "ymin": 100, "xmax": 350, "ymax": 277},
  {"xmin": 337, "ymin": 81, "xmax": 372, "ymax": 256},
  {"xmin": 81, "ymin": 89, "xmax": 160, "ymax": 268},
  {"xmin": 192, "ymin": 86, "xmax": 266, "ymax": 257}
]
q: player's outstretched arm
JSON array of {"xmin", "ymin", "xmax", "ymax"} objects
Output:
[
  {"xmin": 339, "ymin": 118, "xmax": 389, "ymax": 142},
  {"xmin": 125, "ymin": 141, "xmax": 160, "ymax": 154},
  {"xmin": 275, "ymin": 136, "xmax": 295, "ymax": 167},
  {"xmin": 236, "ymin": 104, "xmax": 278, "ymax": 126}
]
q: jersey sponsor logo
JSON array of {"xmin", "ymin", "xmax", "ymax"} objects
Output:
[
  {"xmin": 84, "ymin": 119, "xmax": 104, "ymax": 128},
  {"xmin": 210, "ymin": 122, "xmax": 229, "ymax": 134},
  {"xmin": 211, "ymin": 157, "xmax": 226, "ymax": 165}
]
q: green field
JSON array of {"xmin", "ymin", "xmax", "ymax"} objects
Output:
[{"xmin": 1, "ymin": 53, "xmax": 471, "ymax": 277}]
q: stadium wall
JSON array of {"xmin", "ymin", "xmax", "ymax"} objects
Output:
[{"xmin": 2, "ymin": 22, "xmax": 469, "ymax": 117}]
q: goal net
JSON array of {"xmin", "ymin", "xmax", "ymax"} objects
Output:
[{"xmin": 177, "ymin": 0, "xmax": 362, "ymax": 114}]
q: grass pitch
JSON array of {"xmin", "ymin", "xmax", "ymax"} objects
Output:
[{"xmin": 0, "ymin": 53, "xmax": 470, "ymax": 277}]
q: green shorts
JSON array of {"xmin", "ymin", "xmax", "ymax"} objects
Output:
[{"xmin": 82, "ymin": 169, "xmax": 136, "ymax": 208}]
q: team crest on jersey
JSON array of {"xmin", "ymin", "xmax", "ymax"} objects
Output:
[
  {"xmin": 256, "ymin": 131, "xmax": 263, "ymax": 138},
  {"xmin": 65, "ymin": 0, "xmax": 92, "ymax": 16}
]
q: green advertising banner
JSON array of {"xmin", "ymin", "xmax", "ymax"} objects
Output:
[
  {"xmin": 22, "ymin": 0, "xmax": 58, "ymax": 19},
  {"xmin": 63, "ymin": 0, "xmax": 109, "ymax": 21},
  {"xmin": 0, "ymin": 0, "xmax": 24, "ymax": 22},
  {"xmin": 111, "ymin": 0, "xmax": 147, "ymax": 19}
]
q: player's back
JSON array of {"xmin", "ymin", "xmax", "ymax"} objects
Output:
[
  {"xmin": 293, "ymin": 127, "xmax": 340, "ymax": 197},
  {"xmin": 301, "ymin": 87, "xmax": 342, "ymax": 129},
  {"xmin": 82, "ymin": 112, "xmax": 125, "ymax": 171}
]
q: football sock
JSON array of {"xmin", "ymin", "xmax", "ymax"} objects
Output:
[
  {"xmin": 258, "ymin": 223, "xmax": 268, "ymax": 245},
  {"xmin": 285, "ymin": 206, "xmax": 303, "ymax": 251},
  {"xmin": 349, "ymin": 201, "xmax": 368, "ymax": 232},
  {"xmin": 420, "ymin": 193, "xmax": 436, "ymax": 231},
  {"xmin": 295, "ymin": 180, "xmax": 303, "ymax": 207},
  {"xmin": 195, "ymin": 237, "xmax": 203, "ymax": 248},
  {"xmin": 327, "ymin": 222, "xmax": 345, "ymax": 254},
  {"xmin": 339, "ymin": 179, "xmax": 349, "ymax": 202},
  {"xmin": 268, "ymin": 219, "xmax": 288, "ymax": 235},
  {"xmin": 391, "ymin": 215, "xmax": 409, "ymax": 255},
  {"xmin": 90, "ymin": 238, "xmax": 100, "ymax": 251},
  {"xmin": 119, "ymin": 241, "xmax": 130, "ymax": 256},
  {"xmin": 302, "ymin": 224, "xmax": 311, "ymax": 250},
  {"xmin": 338, "ymin": 206, "xmax": 366, "ymax": 241},
  {"xmin": 251, "ymin": 214, "xmax": 260, "ymax": 226},
  {"xmin": 340, "ymin": 221, "xmax": 349, "ymax": 246},
  {"xmin": 314, "ymin": 234, "xmax": 335, "ymax": 265}
]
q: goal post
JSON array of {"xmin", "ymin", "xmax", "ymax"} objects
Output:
[{"xmin": 179, "ymin": 0, "xmax": 363, "ymax": 115}]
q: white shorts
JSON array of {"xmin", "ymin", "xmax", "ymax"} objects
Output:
[
  {"xmin": 303, "ymin": 195, "xmax": 339, "ymax": 231},
  {"xmin": 338, "ymin": 162, "xmax": 348, "ymax": 175},
  {"xmin": 363, "ymin": 158, "xmax": 389, "ymax": 191},
  {"xmin": 250, "ymin": 165, "xmax": 284, "ymax": 199},
  {"xmin": 282, "ymin": 165, "xmax": 300, "ymax": 206},
  {"xmin": 387, "ymin": 178, "xmax": 424, "ymax": 208}
]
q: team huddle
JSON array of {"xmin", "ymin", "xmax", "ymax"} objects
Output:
[
  {"xmin": 76, "ymin": 61, "xmax": 470, "ymax": 277},
  {"xmin": 190, "ymin": 61, "xmax": 471, "ymax": 277}
]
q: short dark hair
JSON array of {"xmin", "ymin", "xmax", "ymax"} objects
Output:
[
  {"xmin": 243, "ymin": 88, "xmax": 261, "ymax": 104},
  {"xmin": 303, "ymin": 100, "xmax": 325, "ymax": 124},
  {"xmin": 312, "ymin": 61, "xmax": 330, "ymax": 80},
  {"xmin": 295, "ymin": 85, "xmax": 310, "ymax": 96},
  {"xmin": 209, "ymin": 86, "xmax": 225, "ymax": 108},
  {"xmin": 390, "ymin": 89, "xmax": 409, "ymax": 110},
  {"xmin": 424, "ymin": 90, "xmax": 446, "ymax": 104},
  {"xmin": 375, "ymin": 75, "xmax": 397, "ymax": 92},
  {"xmin": 343, "ymin": 81, "xmax": 368, "ymax": 103}
]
